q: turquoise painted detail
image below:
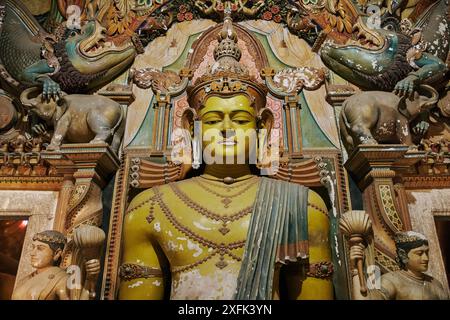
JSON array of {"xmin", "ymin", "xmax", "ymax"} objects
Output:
[
  {"xmin": 299, "ymin": 92, "xmax": 334, "ymax": 148},
  {"xmin": 164, "ymin": 32, "xmax": 202, "ymax": 72},
  {"xmin": 281, "ymin": 105, "xmax": 288, "ymax": 152},
  {"xmin": 252, "ymin": 33, "xmax": 289, "ymax": 71},
  {"xmin": 129, "ymin": 96, "xmax": 156, "ymax": 147},
  {"xmin": 290, "ymin": 107, "xmax": 299, "ymax": 152},
  {"xmin": 167, "ymin": 104, "xmax": 174, "ymax": 149}
]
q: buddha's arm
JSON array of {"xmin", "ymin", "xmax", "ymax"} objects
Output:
[
  {"xmin": 118, "ymin": 190, "xmax": 165, "ymax": 300},
  {"xmin": 285, "ymin": 190, "xmax": 334, "ymax": 300}
]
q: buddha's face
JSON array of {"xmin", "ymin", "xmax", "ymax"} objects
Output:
[
  {"xmin": 30, "ymin": 240, "xmax": 59, "ymax": 269},
  {"xmin": 199, "ymin": 94, "xmax": 257, "ymax": 164},
  {"xmin": 406, "ymin": 245, "xmax": 429, "ymax": 273}
]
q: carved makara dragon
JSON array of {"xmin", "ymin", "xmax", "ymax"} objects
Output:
[
  {"xmin": 1, "ymin": 0, "xmax": 446, "ymax": 101},
  {"xmin": 0, "ymin": 0, "xmax": 138, "ymax": 99},
  {"xmin": 317, "ymin": 0, "xmax": 449, "ymax": 96}
]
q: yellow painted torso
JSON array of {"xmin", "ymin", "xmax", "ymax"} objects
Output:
[{"xmin": 119, "ymin": 176, "xmax": 333, "ymax": 300}]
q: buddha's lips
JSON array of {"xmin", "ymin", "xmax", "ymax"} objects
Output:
[{"xmin": 217, "ymin": 139, "xmax": 237, "ymax": 146}]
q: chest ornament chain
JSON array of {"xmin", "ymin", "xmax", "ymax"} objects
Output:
[
  {"xmin": 150, "ymin": 186, "xmax": 249, "ymax": 270},
  {"xmin": 170, "ymin": 182, "xmax": 255, "ymax": 235},
  {"xmin": 195, "ymin": 176, "xmax": 258, "ymax": 208}
]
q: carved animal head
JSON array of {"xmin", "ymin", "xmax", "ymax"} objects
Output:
[
  {"xmin": 399, "ymin": 85, "xmax": 439, "ymax": 119},
  {"xmin": 437, "ymin": 89, "xmax": 450, "ymax": 117},
  {"xmin": 20, "ymin": 87, "xmax": 59, "ymax": 122}
]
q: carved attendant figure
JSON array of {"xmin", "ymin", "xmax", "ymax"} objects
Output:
[
  {"xmin": 351, "ymin": 231, "xmax": 449, "ymax": 300},
  {"xmin": 12, "ymin": 230, "xmax": 100, "ymax": 300}
]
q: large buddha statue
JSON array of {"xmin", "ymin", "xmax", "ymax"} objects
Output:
[{"xmin": 119, "ymin": 13, "xmax": 333, "ymax": 300}]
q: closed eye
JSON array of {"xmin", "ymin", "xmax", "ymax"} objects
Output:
[
  {"xmin": 204, "ymin": 120, "xmax": 221, "ymax": 125},
  {"xmin": 234, "ymin": 120, "xmax": 250, "ymax": 125}
]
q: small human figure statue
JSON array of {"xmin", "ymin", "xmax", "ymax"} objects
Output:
[
  {"xmin": 12, "ymin": 230, "xmax": 100, "ymax": 300},
  {"xmin": 350, "ymin": 231, "xmax": 449, "ymax": 300}
]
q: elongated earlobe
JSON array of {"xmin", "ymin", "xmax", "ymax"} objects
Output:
[
  {"xmin": 257, "ymin": 108, "xmax": 274, "ymax": 134},
  {"xmin": 181, "ymin": 108, "xmax": 201, "ymax": 169},
  {"xmin": 256, "ymin": 108, "xmax": 274, "ymax": 169}
]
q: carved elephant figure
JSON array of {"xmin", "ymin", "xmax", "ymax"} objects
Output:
[
  {"xmin": 339, "ymin": 85, "xmax": 439, "ymax": 153},
  {"xmin": 20, "ymin": 87, "xmax": 124, "ymax": 152}
]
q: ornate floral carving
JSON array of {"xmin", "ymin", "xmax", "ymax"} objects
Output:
[
  {"xmin": 271, "ymin": 67, "xmax": 327, "ymax": 94},
  {"xmin": 0, "ymin": 135, "xmax": 53, "ymax": 177},
  {"xmin": 375, "ymin": 247, "xmax": 400, "ymax": 272},
  {"xmin": 131, "ymin": 68, "xmax": 183, "ymax": 93},
  {"xmin": 68, "ymin": 184, "xmax": 89, "ymax": 209}
]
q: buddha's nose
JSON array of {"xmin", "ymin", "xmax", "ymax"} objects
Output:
[
  {"xmin": 220, "ymin": 116, "xmax": 234, "ymax": 137},
  {"xmin": 221, "ymin": 129, "xmax": 236, "ymax": 139}
]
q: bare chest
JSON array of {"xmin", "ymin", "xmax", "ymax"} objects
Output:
[
  {"xmin": 148, "ymin": 181, "xmax": 257, "ymax": 270},
  {"xmin": 13, "ymin": 272, "xmax": 59, "ymax": 300}
]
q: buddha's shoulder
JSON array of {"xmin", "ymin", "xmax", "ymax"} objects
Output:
[
  {"xmin": 125, "ymin": 187, "xmax": 164, "ymax": 227},
  {"xmin": 307, "ymin": 189, "xmax": 327, "ymax": 209},
  {"xmin": 262, "ymin": 178, "xmax": 327, "ymax": 210},
  {"xmin": 127, "ymin": 188, "xmax": 157, "ymax": 210},
  {"xmin": 127, "ymin": 180, "xmax": 191, "ymax": 209}
]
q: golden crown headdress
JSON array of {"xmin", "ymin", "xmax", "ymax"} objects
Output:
[
  {"xmin": 394, "ymin": 231, "xmax": 428, "ymax": 246},
  {"xmin": 187, "ymin": 10, "xmax": 268, "ymax": 112},
  {"xmin": 33, "ymin": 230, "xmax": 67, "ymax": 246}
]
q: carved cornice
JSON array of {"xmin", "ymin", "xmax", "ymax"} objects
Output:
[
  {"xmin": 0, "ymin": 132, "xmax": 55, "ymax": 179},
  {"xmin": 273, "ymin": 157, "xmax": 325, "ymax": 187},
  {"xmin": 127, "ymin": 154, "xmax": 328, "ymax": 189},
  {"xmin": 345, "ymin": 144, "xmax": 412, "ymax": 190},
  {"xmin": 401, "ymin": 176, "xmax": 450, "ymax": 189},
  {"xmin": 387, "ymin": 151, "xmax": 450, "ymax": 189},
  {"xmin": 97, "ymin": 84, "xmax": 136, "ymax": 105},
  {"xmin": 42, "ymin": 143, "xmax": 120, "ymax": 188},
  {"xmin": 0, "ymin": 176, "xmax": 63, "ymax": 190}
]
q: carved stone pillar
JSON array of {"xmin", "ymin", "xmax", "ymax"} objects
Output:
[
  {"xmin": 42, "ymin": 143, "xmax": 120, "ymax": 266},
  {"xmin": 345, "ymin": 145, "xmax": 416, "ymax": 273},
  {"xmin": 53, "ymin": 176, "xmax": 74, "ymax": 232}
]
